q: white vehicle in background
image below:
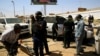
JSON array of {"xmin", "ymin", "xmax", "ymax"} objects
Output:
[
  {"xmin": 44, "ymin": 16, "xmax": 66, "ymax": 37},
  {"xmin": 0, "ymin": 17, "xmax": 30, "ymax": 34}
]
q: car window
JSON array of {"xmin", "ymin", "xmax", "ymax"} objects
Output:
[
  {"xmin": 56, "ymin": 16, "xmax": 66, "ymax": 24},
  {"xmin": 0, "ymin": 19, "xmax": 6, "ymax": 24},
  {"xmin": 6, "ymin": 18, "xmax": 22, "ymax": 23},
  {"xmin": 44, "ymin": 17, "xmax": 56, "ymax": 23}
]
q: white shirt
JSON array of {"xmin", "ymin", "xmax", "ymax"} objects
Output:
[{"xmin": 0, "ymin": 29, "xmax": 20, "ymax": 44}]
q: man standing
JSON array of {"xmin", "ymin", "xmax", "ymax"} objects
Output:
[
  {"xmin": 0, "ymin": 24, "xmax": 21, "ymax": 56},
  {"xmin": 33, "ymin": 11, "xmax": 44, "ymax": 56},
  {"xmin": 30, "ymin": 15, "xmax": 36, "ymax": 36},
  {"xmin": 36, "ymin": 11, "xmax": 50, "ymax": 55},
  {"xmin": 63, "ymin": 15, "xmax": 74, "ymax": 48},
  {"xmin": 86, "ymin": 15, "xmax": 94, "ymax": 44},
  {"xmin": 52, "ymin": 18, "xmax": 58, "ymax": 41},
  {"xmin": 41, "ymin": 17, "xmax": 51, "ymax": 54},
  {"xmin": 75, "ymin": 14, "xmax": 85, "ymax": 55},
  {"xmin": 33, "ymin": 11, "xmax": 50, "ymax": 56}
]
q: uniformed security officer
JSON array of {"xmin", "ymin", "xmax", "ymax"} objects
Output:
[
  {"xmin": 37, "ymin": 11, "xmax": 51, "ymax": 55},
  {"xmin": 33, "ymin": 11, "xmax": 44, "ymax": 56}
]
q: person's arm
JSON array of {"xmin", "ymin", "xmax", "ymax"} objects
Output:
[
  {"xmin": 62, "ymin": 22, "xmax": 66, "ymax": 35},
  {"xmin": 96, "ymin": 27, "xmax": 100, "ymax": 35},
  {"xmin": 41, "ymin": 20, "xmax": 47, "ymax": 30},
  {"xmin": 55, "ymin": 23, "xmax": 58, "ymax": 32},
  {"xmin": 17, "ymin": 34, "xmax": 23, "ymax": 44},
  {"xmin": 72, "ymin": 22, "xmax": 75, "ymax": 32}
]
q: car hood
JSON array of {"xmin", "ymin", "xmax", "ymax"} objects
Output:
[
  {"xmin": 6, "ymin": 23, "xmax": 29, "ymax": 26},
  {"xmin": 5, "ymin": 23, "xmax": 29, "ymax": 29}
]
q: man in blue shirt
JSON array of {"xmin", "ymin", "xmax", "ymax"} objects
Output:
[{"xmin": 75, "ymin": 14, "xmax": 85, "ymax": 55}]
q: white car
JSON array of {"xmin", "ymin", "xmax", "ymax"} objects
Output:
[
  {"xmin": 44, "ymin": 16, "xmax": 66, "ymax": 37},
  {"xmin": 0, "ymin": 17, "xmax": 30, "ymax": 34}
]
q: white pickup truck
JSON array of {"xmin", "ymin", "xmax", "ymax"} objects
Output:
[{"xmin": 0, "ymin": 17, "xmax": 30, "ymax": 34}]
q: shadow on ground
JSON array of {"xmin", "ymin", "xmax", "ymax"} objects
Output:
[
  {"xmin": 79, "ymin": 51, "xmax": 98, "ymax": 56},
  {"xmin": 45, "ymin": 50, "xmax": 63, "ymax": 56},
  {"xmin": 0, "ymin": 46, "xmax": 4, "ymax": 49}
]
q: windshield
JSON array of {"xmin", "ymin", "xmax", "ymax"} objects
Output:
[
  {"xmin": 56, "ymin": 16, "xmax": 66, "ymax": 24},
  {"xmin": 0, "ymin": 19, "xmax": 5, "ymax": 24},
  {"xmin": 6, "ymin": 18, "xmax": 22, "ymax": 23},
  {"xmin": 44, "ymin": 16, "xmax": 66, "ymax": 24}
]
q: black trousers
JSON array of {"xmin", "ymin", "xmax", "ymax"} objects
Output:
[
  {"xmin": 34, "ymin": 38, "xmax": 44, "ymax": 56},
  {"xmin": 63, "ymin": 31, "xmax": 72, "ymax": 47},
  {"xmin": 52, "ymin": 31, "xmax": 58, "ymax": 40},
  {"xmin": 2, "ymin": 41, "xmax": 18, "ymax": 56},
  {"xmin": 43, "ymin": 38, "xmax": 49, "ymax": 53}
]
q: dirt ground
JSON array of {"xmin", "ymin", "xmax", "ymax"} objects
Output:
[{"xmin": 0, "ymin": 37, "xmax": 98, "ymax": 56}]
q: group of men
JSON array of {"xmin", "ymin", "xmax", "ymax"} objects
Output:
[
  {"xmin": 0, "ymin": 10, "xmax": 95, "ymax": 56},
  {"xmin": 52, "ymin": 14, "xmax": 94, "ymax": 56}
]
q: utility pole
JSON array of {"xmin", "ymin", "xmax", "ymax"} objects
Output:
[
  {"xmin": 44, "ymin": 4, "xmax": 46, "ymax": 16},
  {"xmin": 11, "ymin": 0, "xmax": 16, "ymax": 17},
  {"xmin": 79, "ymin": 0, "xmax": 82, "ymax": 7},
  {"xmin": 23, "ymin": 6, "xmax": 25, "ymax": 17}
]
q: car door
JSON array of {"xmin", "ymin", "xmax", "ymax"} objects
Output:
[
  {"xmin": 44, "ymin": 16, "xmax": 56, "ymax": 35},
  {"xmin": 0, "ymin": 19, "xmax": 6, "ymax": 33},
  {"xmin": 56, "ymin": 16, "xmax": 66, "ymax": 36}
]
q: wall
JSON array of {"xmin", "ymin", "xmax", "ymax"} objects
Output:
[{"xmin": 57, "ymin": 9, "xmax": 100, "ymax": 20}]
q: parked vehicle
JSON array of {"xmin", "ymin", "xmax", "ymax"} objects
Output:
[
  {"xmin": 0, "ymin": 17, "xmax": 30, "ymax": 34},
  {"xmin": 44, "ymin": 16, "xmax": 66, "ymax": 37}
]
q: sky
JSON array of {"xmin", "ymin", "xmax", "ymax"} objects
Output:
[{"xmin": 0, "ymin": 0, "xmax": 100, "ymax": 17}]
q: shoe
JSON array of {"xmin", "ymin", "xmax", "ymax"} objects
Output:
[
  {"xmin": 67, "ymin": 46, "xmax": 70, "ymax": 48},
  {"xmin": 80, "ymin": 49, "xmax": 84, "ymax": 53}
]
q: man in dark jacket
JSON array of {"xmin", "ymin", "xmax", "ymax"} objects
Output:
[
  {"xmin": 63, "ymin": 15, "xmax": 74, "ymax": 48},
  {"xmin": 41, "ymin": 17, "xmax": 51, "ymax": 54},
  {"xmin": 52, "ymin": 21, "xmax": 58, "ymax": 41},
  {"xmin": 33, "ymin": 11, "xmax": 44, "ymax": 56},
  {"xmin": 33, "ymin": 11, "xmax": 50, "ymax": 56}
]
